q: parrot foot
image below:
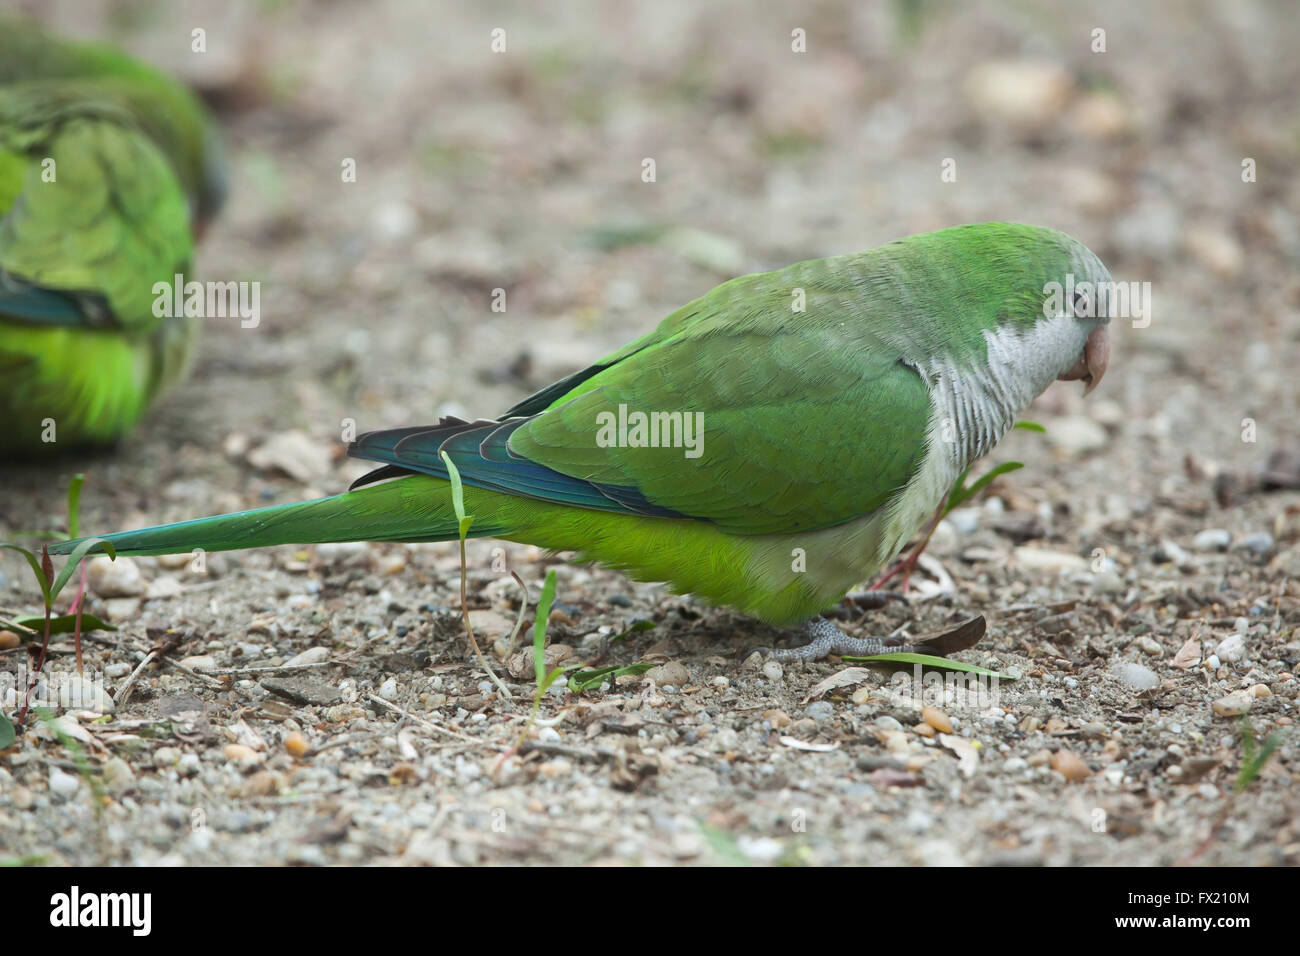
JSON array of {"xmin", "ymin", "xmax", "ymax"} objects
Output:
[{"xmin": 771, "ymin": 616, "xmax": 902, "ymax": 662}]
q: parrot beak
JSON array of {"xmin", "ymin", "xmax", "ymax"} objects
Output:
[{"xmin": 1058, "ymin": 325, "xmax": 1110, "ymax": 396}]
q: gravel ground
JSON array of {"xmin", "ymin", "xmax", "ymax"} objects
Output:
[{"xmin": 1, "ymin": 0, "xmax": 1298, "ymax": 866}]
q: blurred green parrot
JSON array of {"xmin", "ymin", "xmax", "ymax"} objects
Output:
[{"xmin": 0, "ymin": 19, "xmax": 226, "ymax": 453}]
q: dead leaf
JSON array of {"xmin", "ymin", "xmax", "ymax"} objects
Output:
[
  {"xmin": 803, "ymin": 667, "xmax": 873, "ymax": 703},
  {"xmin": 909, "ymin": 553, "xmax": 956, "ymax": 602},
  {"xmin": 1172, "ymin": 636, "xmax": 1201, "ymax": 670},
  {"xmin": 937, "ymin": 733, "xmax": 980, "ymax": 777},
  {"xmin": 914, "ymin": 615, "xmax": 987, "ymax": 656},
  {"xmin": 246, "ymin": 429, "xmax": 330, "ymax": 483}
]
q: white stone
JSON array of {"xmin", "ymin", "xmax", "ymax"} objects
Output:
[
  {"xmin": 145, "ymin": 576, "xmax": 183, "ymax": 600},
  {"xmin": 86, "ymin": 555, "xmax": 145, "ymax": 598}
]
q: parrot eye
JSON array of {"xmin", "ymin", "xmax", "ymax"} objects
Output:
[{"xmin": 1071, "ymin": 288, "xmax": 1091, "ymax": 318}]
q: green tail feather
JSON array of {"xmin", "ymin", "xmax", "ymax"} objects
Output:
[{"xmin": 46, "ymin": 475, "xmax": 492, "ymax": 558}]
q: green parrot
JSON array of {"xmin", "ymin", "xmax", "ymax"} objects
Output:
[
  {"xmin": 50, "ymin": 223, "xmax": 1111, "ymax": 660},
  {"xmin": 0, "ymin": 19, "xmax": 226, "ymax": 453}
]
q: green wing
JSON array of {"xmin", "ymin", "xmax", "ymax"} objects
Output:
[
  {"xmin": 351, "ymin": 262, "xmax": 935, "ymax": 536},
  {"xmin": 0, "ymin": 90, "xmax": 192, "ymax": 333}
]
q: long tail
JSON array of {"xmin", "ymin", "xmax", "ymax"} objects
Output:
[{"xmin": 46, "ymin": 474, "xmax": 495, "ymax": 557}]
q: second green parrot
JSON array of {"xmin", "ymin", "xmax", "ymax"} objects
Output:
[
  {"xmin": 0, "ymin": 19, "xmax": 226, "ymax": 453},
  {"xmin": 51, "ymin": 222, "xmax": 1112, "ymax": 659}
]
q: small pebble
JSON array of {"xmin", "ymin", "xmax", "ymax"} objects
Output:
[
  {"xmin": 157, "ymin": 552, "xmax": 192, "ymax": 570},
  {"xmin": 48, "ymin": 767, "xmax": 80, "ymax": 798},
  {"xmin": 874, "ymin": 715, "xmax": 904, "ymax": 732},
  {"xmin": 242, "ymin": 771, "xmax": 282, "ymax": 798},
  {"xmin": 905, "ymin": 809, "xmax": 934, "ymax": 833},
  {"xmin": 644, "ymin": 661, "xmax": 690, "ymax": 686},
  {"xmin": 763, "ymin": 709, "xmax": 791, "ymax": 730},
  {"xmin": 1113, "ymin": 661, "xmax": 1158, "ymax": 691},
  {"xmin": 145, "ymin": 576, "xmax": 183, "ymax": 600},
  {"xmin": 1192, "ymin": 529, "xmax": 1231, "ymax": 552},
  {"xmin": 805, "ymin": 701, "xmax": 834, "ymax": 721},
  {"xmin": 1154, "ymin": 540, "xmax": 1190, "ymax": 564},
  {"xmin": 761, "ymin": 660, "xmax": 784, "ymax": 681},
  {"xmin": 1251, "ymin": 683, "xmax": 1271, "ymax": 698},
  {"xmin": 102, "ymin": 757, "xmax": 135, "ymax": 792},
  {"xmin": 914, "ymin": 722, "xmax": 936, "ymax": 738},
  {"xmin": 921, "ymin": 706, "xmax": 953, "ymax": 734},
  {"xmin": 1090, "ymin": 570, "xmax": 1125, "ymax": 595},
  {"xmin": 1134, "ymin": 636, "xmax": 1163, "ymax": 657},
  {"xmin": 948, "ymin": 508, "xmax": 979, "ymax": 534},
  {"xmin": 1212, "ymin": 691, "xmax": 1253, "ymax": 717},
  {"xmin": 0, "ymin": 630, "xmax": 20, "ymax": 651},
  {"xmin": 1237, "ymin": 532, "xmax": 1274, "ymax": 556},
  {"xmin": 284, "ymin": 731, "xmax": 310, "ymax": 758},
  {"xmin": 176, "ymin": 753, "xmax": 201, "ymax": 777},
  {"xmin": 1050, "ymin": 749, "xmax": 1092, "ymax": 782},
  {"xmin": 1215, "ymin": 634, "xmax": 1245, "ymax": 663},
  {"xmin": 86, "ymin": 555, "xmax": 146, "ymax": 597},
  {"xmin": 378, "ymin": 677, "xmax": 399, "ymax": 700},
  {"xmin": 373, "ymin": 552, "xmax": 407, "ymax": 575},
  {"xmin": 223, "ymin": 744, "xmax": 261, "ymax": 765},
  {"xmin": 285, "ymin": 646, "xmax": 330, "ymax": 667}
]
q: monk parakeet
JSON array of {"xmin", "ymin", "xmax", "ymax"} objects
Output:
[
  {"xmin": 50, "ymin": 223, "xmax": 1111, "ymax": 660},
  {"xmin": 0, "ymin": 19, "xmax": 226, "ymax": 453}
]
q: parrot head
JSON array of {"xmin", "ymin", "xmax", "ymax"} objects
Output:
[
  {"xmin": 1044, "ymin": 229, "xmax": 1112, "ymax": 397},
  {"xmin": 896, "ymin": 223, "xmax": 1114, "ymax": 406},
  {"xmin": 966, "ymin": 223, "xmax": 1113, "ymax": 400}
]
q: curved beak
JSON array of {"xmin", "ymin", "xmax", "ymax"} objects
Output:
[{"xmin": 1058, "ymin": 325, "xmax": 1110, "ymax": 396}]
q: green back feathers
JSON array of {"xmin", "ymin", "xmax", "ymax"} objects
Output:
[
  {"xmin": 498, "ymin": 222, "xmax": 1102, "ymax": 532},
  {"xmin": 0, "ymin": 19, "xmax": 226, "ymax": 220}
]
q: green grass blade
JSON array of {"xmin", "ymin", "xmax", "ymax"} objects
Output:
[
  {"xmin": 1013, "ymin": 420, "xmax": 1046, "ymax": 433},
  {"xmin": 12, "ymin": 613, "xmax": 116, "ymax": 635},
  {"xmin": 50, "ymin": 537, "xmax": 115, "ymax": 600},
  {"xmin": 439, "ymin": 451, "xmax": 474, "ymax": 537},
  {"xmin": 568, "ymin": 661, "xmax": 657, "ymax": 693},
  {"xmin": 841, "ymin": 651, "xmax": 1017, "ymax": 680},
  {"xmin": 533, "ymin": 570, "xmax": 558, "ymax": 687}
]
